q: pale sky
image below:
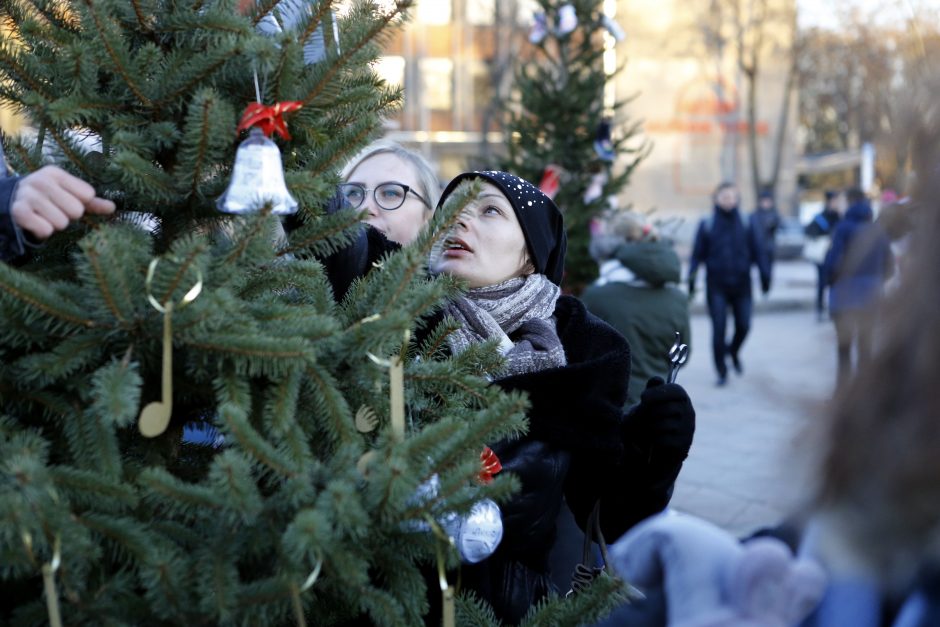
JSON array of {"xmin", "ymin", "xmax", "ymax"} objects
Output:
[{"xmin": 797, "ymin": 0, "xmax": 938, "ymax": 29}]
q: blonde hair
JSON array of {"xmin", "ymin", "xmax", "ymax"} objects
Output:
[
  {"xmin": 341, "ymin": 139, "xmax": 441, "ymax": 210},
  {"xmin": 608, "ymin": 211, "xmax": 659, "ymax": 242}
]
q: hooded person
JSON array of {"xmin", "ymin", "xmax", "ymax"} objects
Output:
[
  {"xmin": 428, "ymin": 171, "xmax": 696, "ymax": 624},
  {"xmin": 582, "ymin": 212, "xmax": 691, "ymax": 407}
]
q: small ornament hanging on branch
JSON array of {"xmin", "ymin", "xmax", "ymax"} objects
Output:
[
  {"xmin": 216, "ymin": 100, "xmax": 303, "ymax": 215},
  {"xmin": 529, "ymin": 12, "xmax": 548, "ymax": 44},
  {"xmin": 556, "ymin": 4, "xmax": 578, "ymax": 36},
  {"xmin": 137, "ymin": 258, "xmax": 203, "ymax": 438},
  {"xmin": 478, "ymin": 446, "xmax": 502, "ymax": 484},
  {"xmin": 583, "ymin": 170, "xmax": 608, "ymax": 204},
  {"xmin": 539, "ymin": 164, "xmax": 564, "ymax": 200},
  {"xmin": 594, "ymin": 118, "xmax": 616, "ymax": 162}
]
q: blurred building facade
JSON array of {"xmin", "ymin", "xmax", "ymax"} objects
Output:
[
  {"xmin": 0, "ymin": 1, "xmax": 799, "ymax": 221},
  {"xmin": 378, "ymin": 0, "xmax": 799, "ymax": 220}
]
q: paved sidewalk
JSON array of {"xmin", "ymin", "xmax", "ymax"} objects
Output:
[{"xmin": 666, "ymin": 263, "xmax": 835, "ymax": 537}]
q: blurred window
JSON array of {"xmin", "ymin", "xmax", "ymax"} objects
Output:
[{"xmin": 421, "ymin": 58, "xmax": 453, "ymax": 110}]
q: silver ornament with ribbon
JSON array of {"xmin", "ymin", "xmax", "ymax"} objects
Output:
[
  {"xmin": 216, "ymin": 127, "xmax": 298, "ymax": 215},
  {"xmin": 442, "ymin": 499, "xmax": 504, "ymax": 564}
]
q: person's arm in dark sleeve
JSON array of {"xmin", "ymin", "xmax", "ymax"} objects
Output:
[
  {"xmin": 0, "ymin": 176, "xmax": 28, "ymax": 261},
  {"xmin": 749, "ymin": 218, "xmax": 772, "ymax": 292},
  {"xmin": 490, "ymin": 439, "xmax": 571, "ymax": 557},
  {"xmin": 565, "ymin": 377, "xmax": 695, "ymax": 542}
]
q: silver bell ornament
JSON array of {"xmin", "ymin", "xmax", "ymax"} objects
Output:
[
  {"xmin": 442, "ymin": 499, "xmax": 504, "ymax": 564},
  {"xmin": 216, "ymin": 127, "xmax": 298, "ymax": 215}
]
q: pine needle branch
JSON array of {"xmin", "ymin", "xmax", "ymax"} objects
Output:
[
  {"xmin": 189, "ymin": 96, "xmax": 214, "ymax": 198},
  {"xmin": 80, "ymin": 0, "xmax": 152, "ymax": 107},
  {"xmin": 249, "ymin": 0, "xmax": 283, "ymax": 27},
  {"xmin": 44, "ymin": 124, "xmax": 92, "ymax": 177},
  {"xmin": 129, "ymin": 0, "xmax": 151, "ymax": 33},
  {"xmin": 298, "ymin": 0, "xmax": 333, "ymax": 50},
  {"xmin": 304, "ymin": 120, "xmax": 376, "ymax": 179},
  {"xmin": 0, "ymin": 44, "xmax": 54, "ymax": 101},
  {"xmin": 300, "ymin": 3, "xmax": 408, "ymax": 106},
  {"xmin": 378, "ymin": 180, "xmax": 478, "ymax": 317},
  {"xmin": 219, "ymin": 403, "xmax": 300, "ymax": 478},
  {"xmin": 82, "ymin": 243, "xmax": 133, "ymax": 328},
  {"xmin": 160, "ymin": 244, "xmax": 207, "ymax": 306},
  {"xmin": 0, "ymin": 265, "xmax": 96, "ymax": 329}
]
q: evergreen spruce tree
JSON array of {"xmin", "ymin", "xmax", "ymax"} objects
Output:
[
  {"xmin": 0, "ymin": 1, "xmax": 630, "ymax": 625},
  {"xmin": 501, "ymin": 0, "xmax": 649, "ymax": 293}
]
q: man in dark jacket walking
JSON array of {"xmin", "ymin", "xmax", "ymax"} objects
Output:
[
  {"xmin": 823, "ymin": 187, "xmax": 893, "ymax": 387},
  {"xmin": 689, "ymin": 182, "xmax": 771, "ymax": 386}
]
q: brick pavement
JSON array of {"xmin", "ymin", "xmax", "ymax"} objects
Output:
[{"xmin": 667, "ymin": 260, "xmax": 837, "ymax": 536}]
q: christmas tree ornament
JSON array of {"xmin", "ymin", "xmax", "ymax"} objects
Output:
[
  {"xmin": 430, "ymin": 521, "xmax": 457, "ymax": 627},
  {"xmin": 217, "ymin": 127, "xmax": 299, "ymax": 215},
  {"xmin": 602, "ymin": 15, "xmax": 626, "ymax": 42},
  {"xmin": 365, "ymin": 330, "xmax": 410, "ymax": 441},
  {"xmin": 138, "ymin": 258, "xmax": 203, "ymax": 438},
  {"xmin": 529, "ymin": 12, "xmax": 548, "ymax": 44},
  {"xmin": 218, "ymin": 98, "xmax": 301, "ymax": 216},
  {"xmin": 583, "ymin": 170, "xmax": 608, "ymax": 203},
  {"xmin": 355, "ymin": 405, "xmax": 379, "ymax": 433},
  {"xmin": 538, "ymin": 164, "xmax": 563, "ymax": 199},
  {"xmin": 41, "ymin": 536, "xmax": 63, "ymax": 627},
  {"xmin": 478, "ymin": 446, "xmax": 502, "ymax": 484},
  {"xmin": 556, "ymin": 4, "xmax": 578, "ymax": 36},
  {"xmin": 442, "ymin": 499, "xmax": 504, "ymax": 564},
  {"xmin": 594, "ymin": 119, "xmax": 616, "ymax": 162}
]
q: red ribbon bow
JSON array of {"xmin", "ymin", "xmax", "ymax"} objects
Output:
[
  {"xmin": 237, "ymin": 101, "xmax": 304, "ymax": 140},
  {"xmin": 479, "ymin": 446, "xmax": 503, "ymax": 485}
]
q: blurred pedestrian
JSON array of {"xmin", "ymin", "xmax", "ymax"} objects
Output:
[
  {"xmin": 822, "ymin": 187, "xmax": 893, "ymax": 387},
  {"xmin": 582, "ymin": 211, "xmax": 690, "ymax": 407},
  {"xmin": 800, "ymin": 173, "xmax": 940, "ymax": 627},
  {"xmin": 688, "ymin": 182, "xmax": 771, "ymax": 386},
  {"xmin": 751, "ymin": 187, "xmax": 781, "ymax": 269},
  {"xmin": 804, "ymin": 190, "xmax": 844, "ymax": 321}
]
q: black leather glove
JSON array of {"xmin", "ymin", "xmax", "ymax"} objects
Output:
[
  {"xmin": 687, "ymin": 277, "xmax": 696, "ymax": 300},
  {"xmin": 761, "ymin": 278, "xmax": 771, "ymax": 295},
  {"xmin": 625, "ymin": 376, "xmax": 695, "ymax": 456}
]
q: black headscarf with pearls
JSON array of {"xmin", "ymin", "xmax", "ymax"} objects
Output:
[{"xmin": 438, "ymin": 170, "xmax": 568, "ymax": 286}]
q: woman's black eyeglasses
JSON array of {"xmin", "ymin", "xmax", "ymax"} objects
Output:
[{"xmin": 338, "ymin": 182, "xmax": 430, "ymax": 211}]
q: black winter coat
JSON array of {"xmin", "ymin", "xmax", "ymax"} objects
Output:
[
  {"xmin": 689, "ymin": 206, "xmax": 771, "ymax": 294},
  {"xmin": 322, "ymin": 229, "xmax": 690, "ymax": 625},
  {"xmin": 462, "ymin": 296, "xmax": 685, "ymax": 624}
]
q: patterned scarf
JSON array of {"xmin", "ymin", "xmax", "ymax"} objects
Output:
[{"xmin": 444, "ymin": 274, "xmax": 567, "ymax": 378}]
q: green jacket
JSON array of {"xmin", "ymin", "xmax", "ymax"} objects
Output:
[{"xmin": 581, "ymin": 240, "xmax": 691, "ymax": 407}]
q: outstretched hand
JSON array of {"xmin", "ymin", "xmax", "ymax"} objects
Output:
[{"xmin": 10, "ymin": 165, "xmax": 115, "ymax": 240}]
